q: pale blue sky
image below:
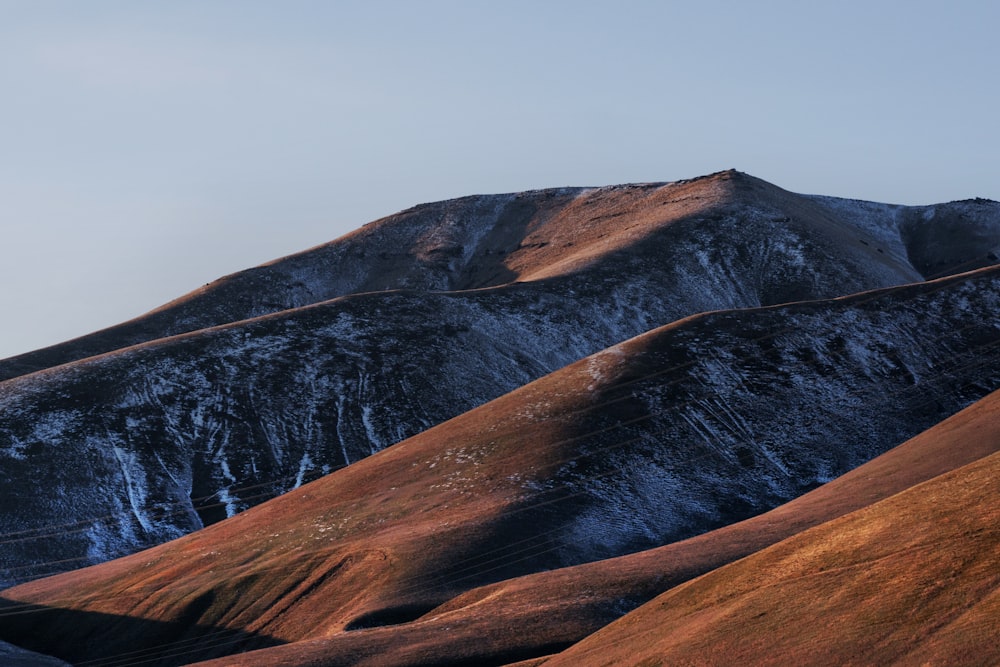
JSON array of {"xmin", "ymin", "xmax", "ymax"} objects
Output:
[{"xmin": 2, "ymin": 1, "xmax": 997, "ymax": 360}]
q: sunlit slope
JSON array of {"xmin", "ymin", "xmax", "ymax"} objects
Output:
[
  {"xmin": 185, "ymin": 383, "xmax": 1000, "ymax": 667},
  {"xmin": 539, "ymin": 443, "xmax": 1000, "ymax": 667},
  {"xmin": 2, "ymin": 267, "xmax": 1000, "ymax": 665}
]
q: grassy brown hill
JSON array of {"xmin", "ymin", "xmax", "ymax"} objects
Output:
[
  {"xmin": 7, "ymin": 171, "xmax": 994, "ymax": 584},
  {"xmin": 2, "ymin": 266, "xmax": 999, "ymax": 665},
  {"xmin": 536, "ymin": 419, "xmax": 1000, "ymax": 666},
  {"xmin": 182, "ymin": 380, "xmax": 1000, "ymax": 667}
]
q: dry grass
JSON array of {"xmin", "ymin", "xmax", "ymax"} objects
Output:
[
  {"xmin": 539, "ymin": 450, "xmax": 1000, "ymax": 666},
  {"xmin": 3, "ymin": 252, "xmax": 1000, "ymax": 666},
  {"xmin": 184, "ymin": 388, "xmax": 1000, "ymax": 666}
]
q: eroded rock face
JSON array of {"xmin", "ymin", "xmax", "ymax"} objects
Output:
[{"xmin": 0, "ymin": 171, "xmax": 998, "ymax": 587}]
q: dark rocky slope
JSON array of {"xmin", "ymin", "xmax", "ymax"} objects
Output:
[
  {"xmin": 4, "ymin": 170, "xmax": 998, "ymax": 385},
  {"xmin": 2, "ymin": 266, "xmax": 999, "ymax": 665}
]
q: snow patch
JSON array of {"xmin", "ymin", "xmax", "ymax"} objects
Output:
[
  {"xmin": 294, "ymin": 451, "xmax": 314, "ymax": 489},
  {"xmin": 112, "ymin": 446, "xmax": 154, "ymax": 533}
]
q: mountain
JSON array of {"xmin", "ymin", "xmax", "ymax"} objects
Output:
[
  {"xmin": 4, "ymin": 171, "xmax": 997, "ymax": 387},
  {"xmin": 1, "ymin": 265, "xmax": 1000, "ymax": 665},
  {"xmin": 3, "ymin": 171, "xmax": 1000, "ymax": 588},
  {"xmin": 0, "ymin": 171, "xmax": 998, "ymax": 665},
  {"xmin": 0, "ymin": 169, "xmax": 930, "ymax": 382}
]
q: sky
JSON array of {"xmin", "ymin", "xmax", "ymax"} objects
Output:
[{"xmin": 1, "ymin": 0, "xmax": 998, "ymax": 361}]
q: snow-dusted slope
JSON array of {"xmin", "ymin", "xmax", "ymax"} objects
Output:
[
  {"xmin": 3, "ymin": 171, "xmax": 997, "ymax": 383},
  {"xmin": 0, "ymin": 171, "xmax": 998, "ymax": 587},
  {"xmin": 2, "ymin": 267, "xmax": 1000, "ymax": 666},
  {"xmin": 810, "ymin": 193, "xmax": 1000, "ymax": 278}
]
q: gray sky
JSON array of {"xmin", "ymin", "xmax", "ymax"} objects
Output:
[{"xmin": 2, "ymin": 0, "xmax": 998, "ymax": 360}]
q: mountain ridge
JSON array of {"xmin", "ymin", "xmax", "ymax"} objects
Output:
[
  {"xmin": 9, "ymin": 170, "xmax": 998, "ymax": 583},
  {"xmin": 0, "ymin": 170, "xmax": 998, "ymax": 665},
  {"xmin": 2, "ymin": 264, "xmax": 999, "ymax": 665},
  {"xmin": 4, "ymin": 169, "xmax": 997, "ymax": 385}
]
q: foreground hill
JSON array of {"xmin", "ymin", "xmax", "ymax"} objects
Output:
[
  {"xmin": 2, "ymin": 266, "xmax": 999, "ymax": 665},
  {"xmin": 7, "ymin": 171, "xmax": 998, "ymax": 582},
  {"xmin": 538, "ymin": 427, "xmax": 1000, "ymax": 666},
  {"xmin": 184, "ymin": 380, "xmax": 1000, "ymax": 667}
]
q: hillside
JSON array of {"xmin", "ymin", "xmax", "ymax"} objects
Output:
[
  {"xmin": 0, "ymin": 171, "xmax": 998, "ymax": 665},
  {"xmin": 183, "ymin": 382, "xmax": 1000, "ymax": 667},
  {"xmin": 7, "ymin": 171, "xmax": 998, "ymax": 583},
  {"xmin": 538, "ymin": 425, "xmax": 1000, "ymax": 666},
  {"xmin": 2, "ymin": 266, "xmax": 999, "ymax": 665}
]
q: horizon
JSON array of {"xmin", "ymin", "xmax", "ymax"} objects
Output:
[{"xmin": 3, "ymin": 1, "xmax": 998, "ymax": 360}]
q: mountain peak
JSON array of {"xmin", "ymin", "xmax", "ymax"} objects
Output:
[{"xmin": 1, "ymin": 171, "xmax": 999, "ymax": 665}]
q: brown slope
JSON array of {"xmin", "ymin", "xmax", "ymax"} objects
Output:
[
  {"xmin": 183, "ymin": 380, "xmax": 1000, "ymax": 667},
  {"xmin": 0, "ymin": 168, "xmax": 941, "ymax": 383},
  {"xmin": 2, "ymin": 267, "xmax": 1000, "ymax": 666},
  {"xmin": 0, "ymin": 270, "xmax": 1000, "ymax": 660},
  {"xmin": 0, "ymin": 168, "xmax": 948, "ymax": 582},
  {"xmin": 537, "ymin": 441, "xmax": 1000, "ymax": 665}
]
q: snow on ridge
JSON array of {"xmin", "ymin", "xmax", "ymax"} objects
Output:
[
  {"xmin": 215, "ymin": 452, "xmax": 240, "ymax": 518},
  {"xmin": 293, "ymin": 451, "xmax": 314, "ymax": 489},
  {"xmin": 111, "ymin": 446, "xmax": 153, "ymax": 534},
  {"xmin": 550, "ymin": 273, "xmax": 1000, "ymax": 563},
  {"xmin": 585, "ymin": 344, "xmax": 627, "ymax": 391}
]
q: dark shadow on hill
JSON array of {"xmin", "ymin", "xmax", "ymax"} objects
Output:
[
  {"xmin": 899, "ymin": 201, "xmax": 1000, "ymax": 279},
  {"xmin": 472, "ymin": 268, "xmax": 1000, "ymax": 572},
  {"xmin": 541, "ymin": 269, "xmax": 1000, "ymax": 564},
  {"xmin": 0, "ymin": 596, "xmax": 284, "ymax": 667},
  {"xmin": 452, "ymin": 194, "xmax": 543, "ymax": 290}
]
